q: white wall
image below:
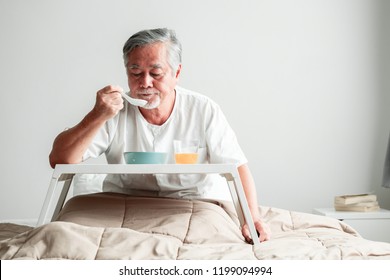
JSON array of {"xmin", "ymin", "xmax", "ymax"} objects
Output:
[{"xmin": 0, "ymin": 0, "xmax": 389, "ymax": 223}]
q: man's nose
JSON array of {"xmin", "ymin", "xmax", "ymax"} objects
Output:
[{"xmin": 139, "ymin": 74, "xmax": 153, "ymax": 88}]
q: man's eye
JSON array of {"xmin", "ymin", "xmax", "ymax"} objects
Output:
[
  {"xmin": 131, "ymin": 73, "xmax": 142, "ymax": 77},
  {"xmin": 151, "ymin": 72, "xmax": 163, "ymax": 78}
]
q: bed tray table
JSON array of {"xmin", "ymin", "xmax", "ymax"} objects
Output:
[{"xmin": 37, "ymin": 164, "xmax": 260, "ymax": 245}]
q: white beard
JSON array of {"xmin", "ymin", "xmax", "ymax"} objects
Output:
[
  {"xmin": 130, "ymin": 89, "xmax": 161, "ymax": 109},
  {"xmin": 142, "ymin": 95, "xmax": 161, "ymax": 109}
]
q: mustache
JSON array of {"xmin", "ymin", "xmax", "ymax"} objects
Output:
[{"xmin": 134, "ymin": 89, "xmax": 159, "ymax": 95}]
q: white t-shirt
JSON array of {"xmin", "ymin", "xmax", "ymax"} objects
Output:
[{"xmin": 83, "ymin": 86, "xmax": 247, "ymax": 200}]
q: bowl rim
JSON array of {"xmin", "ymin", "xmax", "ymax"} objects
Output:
[{"xmin": 123, "ymin": 152, "xmax": 168, "ymax": 155}]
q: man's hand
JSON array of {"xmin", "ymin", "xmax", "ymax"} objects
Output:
[
  {"xmin": 92, "ymin": 85, "xmax": 124, "ymax": 121},
  {"xmin": 242, "ymin": 219, "xmax": 271, "ymax": 243},
  {"xmin": 49, "ymin": 85, "xmax": 125, "ymax": 168},
  {"xmin": 237, "ymin": 164, "xmax": 271, "ymax": 243}
]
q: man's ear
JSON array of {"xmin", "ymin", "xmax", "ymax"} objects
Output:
[{"xmin": 175, "ymin": 64, "xmax": 182, "ymax": 79}]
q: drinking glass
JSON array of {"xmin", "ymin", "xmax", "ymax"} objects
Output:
[{"xmin": 173, "ymin": 140, "xmax": 199, "ymax": 164}]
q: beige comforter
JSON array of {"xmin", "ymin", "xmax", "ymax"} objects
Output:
[{"xmin": 1, "ymin": 192, "xmax": 390, "ymax": 260}]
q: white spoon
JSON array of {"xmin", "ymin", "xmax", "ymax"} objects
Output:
[{"xmin": 121, "ymin": 91, "xmax": 148, "ymax": 107}]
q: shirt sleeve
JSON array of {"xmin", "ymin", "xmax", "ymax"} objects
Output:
[
  {"xmin": 204, "ymin": 100, "xmax": 248, "ymax": 166},
  {"xmin": 82, "ymin": 116, "xmax": 119, "ymax": 161}
]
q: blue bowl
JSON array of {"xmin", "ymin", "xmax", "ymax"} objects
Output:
[{"xmin": 123, "ymin": 152, "xmax": 168, "ymax": 164}]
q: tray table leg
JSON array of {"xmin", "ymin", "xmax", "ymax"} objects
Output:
[
  {"xmin": 51, "ymin": 175, "xmax": 75, "ymax": 221},
  {"xmin": 223, "ymin": 172, "xmax": 260, "ymax": 245}
]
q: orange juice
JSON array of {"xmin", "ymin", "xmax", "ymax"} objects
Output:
[{"xmin": 175, "ymin": 153, "xmax": 198, "ymax": 164}]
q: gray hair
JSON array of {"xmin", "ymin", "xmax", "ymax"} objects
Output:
[{"xmin": 123, "ymin": 28, "xmax": 182, "ymax": 73}]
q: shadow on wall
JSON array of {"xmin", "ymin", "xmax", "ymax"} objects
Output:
[{"xmin": 373, "ymin": 0, "xmax": 390, "ymax": 210}]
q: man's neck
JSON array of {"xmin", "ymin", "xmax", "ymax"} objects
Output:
[{"xmin": 139, "ymin": 90, "xmax": 176, "ymax": 126}]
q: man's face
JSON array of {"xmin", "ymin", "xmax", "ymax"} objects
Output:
[{"xmin": 126, "ymin": 42, "xmax": 181, "ymax": 109}]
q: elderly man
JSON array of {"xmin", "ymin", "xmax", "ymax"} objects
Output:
[{"xmin": 49, "ymin": 28, "xmax": 270, "ymax": 243}]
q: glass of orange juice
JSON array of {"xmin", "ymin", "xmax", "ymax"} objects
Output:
[{"xmin": 174, "ymin": 140, "xmax": 199, "ymax": 164}]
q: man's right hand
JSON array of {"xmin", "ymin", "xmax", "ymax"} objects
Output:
[
  {"xmin": 49, "ymin": 85, "xmax": 125, "ymax": 168},
  {"xmin": 92, "ymin": 85, "xmax": 124, "ymax": 121}
]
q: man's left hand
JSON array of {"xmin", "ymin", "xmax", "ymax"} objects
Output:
[{"xmin": 242, "ymin": 219, "xmax": 271, "ymax": 243}]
